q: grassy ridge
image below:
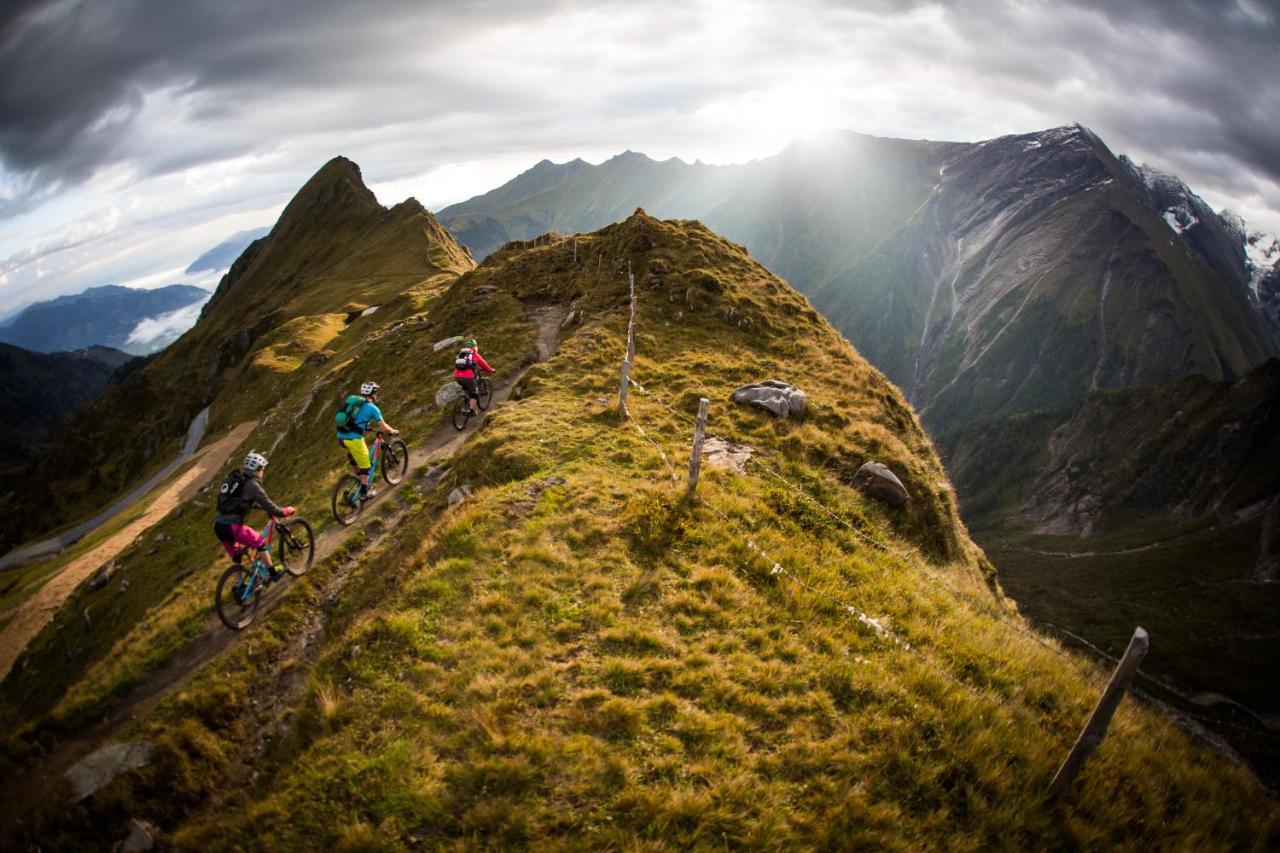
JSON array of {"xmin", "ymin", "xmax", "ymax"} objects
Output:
[{"xmin": 4, "ymin": 212, "xmax": 1274, "ymax": 848}]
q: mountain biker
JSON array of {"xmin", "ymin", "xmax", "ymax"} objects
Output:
[
  {"xmin": 336, "ymin": 381, "xmax": 399, "ymax": 499},
  {"xmin": 214, "ymin": 451, "xmax": 294, "ymax": 580},
  {"xmin": 454, "ymin": 339, "xmax": 495, "ymax": 414}
]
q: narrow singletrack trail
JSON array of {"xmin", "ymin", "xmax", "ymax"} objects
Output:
[
  {"xmin": 0, "ymin": 420, "xmax": 259, "ymax": 681},
  {"xmin": 0, "ymin": 303, "xmax": 566, "ymax": 835}
]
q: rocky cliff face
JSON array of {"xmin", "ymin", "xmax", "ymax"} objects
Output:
[{"xmin": 1020, "ymin": 361, "xmax": 1280, "ymax": 536}]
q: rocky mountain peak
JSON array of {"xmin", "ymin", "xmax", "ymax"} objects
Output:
[{"xmin": 273, "ymin": 156, "xmax": 381, "ymax": 236}]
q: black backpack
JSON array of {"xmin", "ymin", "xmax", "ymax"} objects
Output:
[
  {"xmin": 455, "ymin": 347, "xmax": 475, "ymax": 371},
  {"xmin": 217, "ymin": 469, "xmax": 252, "ymax": 516}
]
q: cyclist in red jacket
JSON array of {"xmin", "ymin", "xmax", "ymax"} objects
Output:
[{"xmin": 454, "ymin": 338, "xmax": 495, "ymax": 414}]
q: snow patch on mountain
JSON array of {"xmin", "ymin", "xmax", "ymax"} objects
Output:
[
  {"xmin": 1163, "ymin": 207, "xmax": 1199, "ymax": 234},
  {"xmin": 1245, "ymin": 232, "xmax": 1280, "ymax": 300}
]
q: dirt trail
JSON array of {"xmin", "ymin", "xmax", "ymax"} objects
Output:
[
  {"xmin": 0, "ymin": 421, "xmax": 259, "ymax": 681},
  {"xmin": 0, "ymin": 304, "xmax": 567, "ymax": 835}
]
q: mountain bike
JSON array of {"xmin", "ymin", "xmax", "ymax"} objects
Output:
[
  {"xmin": 331, "ymin": 431, "xmax": 410, "ymax": 525},
  {"xmin": 214, "ymin": 516, "xmax": 315, "ymax": 630},
  {"xmin": 452, "ymin": 374, "xmax": 493, "ymax": 430}
]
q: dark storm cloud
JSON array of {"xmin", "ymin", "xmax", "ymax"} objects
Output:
[
  {"xmin": 0, "ymin": 0, "xmax": 1276, "ymax": 227},
  {"xmin": 0, "ymin": 0, "xmax": 550, "ymax": 214}
]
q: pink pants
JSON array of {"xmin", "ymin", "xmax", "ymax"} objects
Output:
[{"xmin": 214, "ymin": 521, "xmax": 265, "ymax": 559}]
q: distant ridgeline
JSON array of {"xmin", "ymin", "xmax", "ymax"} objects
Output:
[
  {"xmin": 437, "ymin": 126, "xmax": 1279, "ymax": 436},
  {"xmin": 0, "ymin": 284, "xmax": 209, "ymax": 355}
]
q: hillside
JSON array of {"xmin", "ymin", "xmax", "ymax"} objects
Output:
[
  {"xmin": 438, "ymin": 126, "xmax": 1278, "ymax": 435},
  {"xmin": 0, "ymin": 285, "xmax": 209, "ymax": 355},
  {"xmin": 0, "ymin": 156, "xmax": 474, "ymax": 555},
  {"xmin": 938, "ymin": 361, "xmax": 1280, "ymax": 771},
  {"xmin": 0, "ymin": 208, "xmax": 1274, "ymax": 848},
  {"xmin": 0, "ymin": 343, "xmax": 135, "ymax": 462}
]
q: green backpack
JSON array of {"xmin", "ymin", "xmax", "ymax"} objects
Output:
[{"xmin": 334, "ymin": 395, "xmax": 366, "ymax": 433}]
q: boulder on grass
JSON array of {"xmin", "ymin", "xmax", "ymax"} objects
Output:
[
  {"xmin": 853, "ymin": 462, "xmax": 910, "ymax": 508},
  {"xmin": 730, "ymin": 380, "xmax": 806, "ymax": 418},
  {"xmin": 65, "ymin": 741, "xmax": 153, "ymax": 802},
  {"xmin": 432, "ymin": 335, "xmax": 465, "ymax": 353},
  {"xmin": 435, "ymin": 381, "xmax": 463, "ymax": 407}
]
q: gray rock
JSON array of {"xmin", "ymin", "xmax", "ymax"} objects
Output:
[
  {"xmin": 702, "ymin": 437, "xmax": 753, "ymax": 474},
  {"xmin": 730, "ymin": 380, "xmax": 807, "ymax": 418},
  {"xmin": 118, "ymin": 818, "xmax": 156, "ymax": 851},
  {"xmin": 432, "ymin": 335, "xmax": 465, "ymax": 353},
  {"xmin": 153, "ymin": 533, "xmax": 167, "ymax": 543},
  {"xmin": 435, "ymin": 381, "xmax": 463, "ymax": 407},
  {"xmin": 448, "ymin": 484, "xmax": 474, "ymax": 507},
  {"xmin": 65, "ymin": 741, "xmax": 153, "ymax": 802},
  {"xmin": 420, "ymin": 466, "xmax": 446, "ymax": 490},
  {"xmin": 88, "ymin": 561, "xmax": 116, "ymax": 591},
  {"xmin": 853, "ymin": 462, "xmax": 910, "ymax": 508}
]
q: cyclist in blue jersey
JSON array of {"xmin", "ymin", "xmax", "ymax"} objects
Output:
[{"xmin": 336, "ymin": 381, "xmax": 399, "ymax": 499}]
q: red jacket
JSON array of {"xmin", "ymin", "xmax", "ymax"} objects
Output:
[{"xmin": 454, "ymin": 347, "xmax": 494, "ymax": 379}]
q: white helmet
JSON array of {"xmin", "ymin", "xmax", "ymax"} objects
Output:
[
  {"xmin": 360, "ymin": 381, "xmax": 380, "ymax": 396},
  {"xmin": 243, "ymin": 451, "xmax": 269, "ymax": 472}
]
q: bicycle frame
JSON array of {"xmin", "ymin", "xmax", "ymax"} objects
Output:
[
  {"xmin": 233, "ymin": 517, "xmax": 282, "ymax": 599},
  {"xmin": 367, "ymin": 433, "xmax": 385, "ymax": 481}
]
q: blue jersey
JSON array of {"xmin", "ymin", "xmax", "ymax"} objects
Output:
[{"xmin": 338, "ymin": 401, "xmax": 382, "ymax": 439}]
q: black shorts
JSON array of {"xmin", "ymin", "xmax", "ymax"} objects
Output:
[{"xmin": 456, "ymin": 376, "xmax": 478, "ymax": 399}]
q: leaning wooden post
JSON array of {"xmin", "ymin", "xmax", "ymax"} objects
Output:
[
  {"xmin": 1047, "ymin": 627, "xmax": 1149, "ymax": 800},
  {"xmin": 686, "ymin": 398, "xmax": 710, "ymax": 496}
]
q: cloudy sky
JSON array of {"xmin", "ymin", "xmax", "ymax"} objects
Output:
[{"xmin": 1, "ymin": 0, "xmax": 1277, "ymax": 315}]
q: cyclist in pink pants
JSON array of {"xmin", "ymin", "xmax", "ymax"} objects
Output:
[{"xmin": 213, "ymin": 451, "xmax": 294, "ymax": 578}]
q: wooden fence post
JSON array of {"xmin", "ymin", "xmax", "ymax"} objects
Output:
[
  {"xmin": 686, "ymin": 398, "xmax": 710, "ymax": 496},
  {"xmin": 1047, "ymin": 627, "xmax": 1150, "ymax": 799},
  {"xmin": 618, "ymin": 360, "xmax": 632, "ymax": 417},
  {"xmin": 617, "ymin": 261, "xmax": 638, "ymax": 418}
]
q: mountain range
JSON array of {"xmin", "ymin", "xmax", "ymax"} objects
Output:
[
  {"xmin": 0, "ymin": 285, "xmax": 209, "ymax": 355},
  {"xmin": 184, "ymin": 226, "xmax": 271, "ymax": 274},
  {"xmin": 438, "ymin": 126, "xmax": 1278, "ymax": 438},
  {"xmin": 0, "ymin": 159, "xmax": 1271, "ymax": 847}
]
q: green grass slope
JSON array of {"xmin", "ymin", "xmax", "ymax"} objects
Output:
[{"xmin": 2, "ymin": 212, "xmax": 1274, "ymax": 849}]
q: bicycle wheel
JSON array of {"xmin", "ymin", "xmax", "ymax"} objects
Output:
[
  {"xmin": 382, "ymin": 439, "xmax": 409, "ymax": 485},
  {"xmin": 278, "ymin": 519, "xmax": 315, "ymax": 577},
  {"xmin": 477, "ymin": 377, "xmax": 492, "ymax": 411},
  {"xmin": 452, "ymin": 396, "xmax": 469, "ymax": 431},
  {"xmin": 331, "ymin": 474, "xmax": 363, "ymax": 526},
  {"xmin": 215, "ymin": 564, "xmax": 259, "ymax": 630}
]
